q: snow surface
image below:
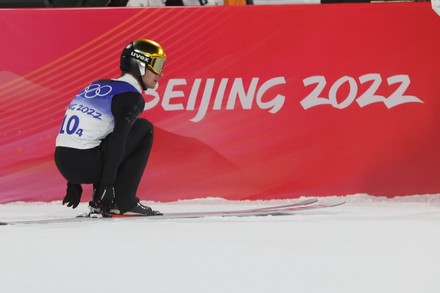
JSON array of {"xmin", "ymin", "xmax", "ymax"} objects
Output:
[{"xmin": 1, "ymin": 194, "xmax": 439, "ymax": 293}]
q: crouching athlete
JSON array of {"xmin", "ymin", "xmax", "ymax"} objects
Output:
[{"xmin": 55, "ymin": 39, "xmax": 166, "ymax": 216}]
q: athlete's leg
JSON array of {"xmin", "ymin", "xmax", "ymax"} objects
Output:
[
  {"xmin": 112, "ymin": 118, "xmax": 154, "ymax": 212},
  {"xmin": 55, "ymin": 146, "xmax": 103, "ymax": 185}
]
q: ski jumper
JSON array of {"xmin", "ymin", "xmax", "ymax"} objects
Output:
[{"xmin": 55, "ymin": 75, "xmax": 153, "ymax": 212}]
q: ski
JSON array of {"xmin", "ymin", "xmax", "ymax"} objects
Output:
[
  {"xmin": 155, "ymin": 198, "xmax": 320, "ymax": 216},
  {"xmin": 0, "ymin": 198, "xmax": 345, "ymax": 225},
  {"xmin": 145, "ymin": 198, "xmax": 345, "ymax": 219},
  {"xmin": 0, "ymin": 198, "xmax": 317, "ymax": 225},
  {"xmin": 75, "ymin": 198, "xmax": 319, "ymax": 218}
]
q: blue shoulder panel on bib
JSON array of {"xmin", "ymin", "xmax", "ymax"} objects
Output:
[{"xmin": 74, "ymin": 80, "xmax": 138, "ymax": 114}]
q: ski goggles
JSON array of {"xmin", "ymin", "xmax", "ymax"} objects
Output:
[
  {"xmin": 147, "ymin": 56, "xmax": 166, "ymax": 75},
  {"xmin": 135, "ymin": 53, "xmax": 166, "ymax": 76}
]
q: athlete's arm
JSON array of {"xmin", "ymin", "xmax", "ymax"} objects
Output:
[{"xmin": 99, "ymin": 91, "xmax": 145, "ymax": 188}]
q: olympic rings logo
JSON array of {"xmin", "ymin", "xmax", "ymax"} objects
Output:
[{"xmin": 78, "ymin": 83, "xmax": 113, "ymax": 99}]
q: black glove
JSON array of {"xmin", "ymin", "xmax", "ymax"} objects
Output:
[
  {"xmin": 93, "ymin": 186, "xmax": 115, "ymax": 214},
  {"xmin": 62, "ymin": 182, "xmax": 82, "ymax": 209}
]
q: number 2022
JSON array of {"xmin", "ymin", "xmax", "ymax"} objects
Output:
[{"xmin": 300, "ymin": 74, "xmax": 423, "ymax": 110}]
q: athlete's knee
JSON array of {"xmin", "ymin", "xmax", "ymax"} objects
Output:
[
  {"xmin": 134, "ymin": 118, "xmax": 153, "ymax": 136},
  {"xmin": 133, "ymin": 119, "xmax": 153, "ymax": 152},
  {"xmin": 133, "ymin": 119, "xmax": 154, "ymax": 147}
]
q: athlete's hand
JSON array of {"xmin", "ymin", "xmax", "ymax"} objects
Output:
[
  {"xmin": 62, "ymin": 182, "xmax": 83, "ymax": 209},
  {"xmin": 94, "ymin": 186, "xmax": 115, "ymax": 213}
]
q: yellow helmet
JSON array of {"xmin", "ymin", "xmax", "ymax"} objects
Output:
[{"xmin": 120, "ymin": 39, "xmax": 166, "ymax": 88}]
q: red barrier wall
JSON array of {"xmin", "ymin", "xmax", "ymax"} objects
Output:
[{"xmin": 0, "ymin": 3, "xmax": 439, "ymax": 203}]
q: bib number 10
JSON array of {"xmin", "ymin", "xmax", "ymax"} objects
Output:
[{"xmin": 59, "ymin": 115, "xmax": 83, "ymax": 137}]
